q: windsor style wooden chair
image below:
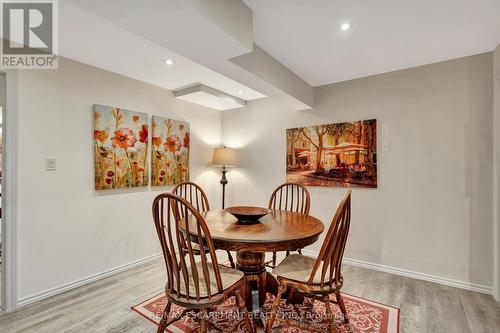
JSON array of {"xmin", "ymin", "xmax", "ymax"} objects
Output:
[
  {"xmin": 267, "ymin": 183, "xmax": 311, "ymax": 268},
  {"xmin": 152, "ymin": 193, "xmax": 254, "ymax": 333},
  {"xmin": 173, "ymin": 181, "xmax": 235, "ymax": 269},
  {"xmin": 265, "ymin": 190, "xmax": 352, "ymax": 333}
]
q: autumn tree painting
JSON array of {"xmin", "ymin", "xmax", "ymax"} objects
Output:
[
  {"xmin": 151, "ymin": 116, "xmax": 190, "ymax": 186},
  {"xmin": 286, "ymin": 119, "xmax": 377, "ymax": 188},
  {"xmin": 93, "ymin": 105, "xmax": 149, "ymax": 190}
]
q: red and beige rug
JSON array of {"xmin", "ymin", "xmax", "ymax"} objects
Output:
[{"xmin": 132, "ymin": 292, "xmax": 399, "ymax": 333}]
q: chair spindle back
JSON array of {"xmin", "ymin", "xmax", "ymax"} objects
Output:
[
  {"xmin": 172, "ymin": 182, "xmax": 210, "ymax": 219},
  {"xmin": 152, "ymin": 193, "xmax": 223, "ymax": 301},
  {"xmin": 268, "ymin": 182, "xmax": 311, "ymax": 214},
  {"xmin": 309, "ymin": 190, "xmax": 351, "ymax": 288}
]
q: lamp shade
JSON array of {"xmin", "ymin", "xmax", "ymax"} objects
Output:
[{"xmin": 212, "ymin": 147, "xmax": 237, "ymax": 167}]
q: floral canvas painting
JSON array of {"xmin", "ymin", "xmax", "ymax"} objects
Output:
[
  {"xmin": 93, "ymin": 105, "xmax": 149, "ymax": 190},
  {"xmin": 286, "ymin": 119, "xmax": 377, "ymax": 188},
  {"xmin": 151, "ymin": 116, "xmax": 190, "ymax": 186}
]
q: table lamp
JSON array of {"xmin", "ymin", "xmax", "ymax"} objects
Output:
[{"xmin": 211, "ymin": 147, "xmax": 236, "ymax": 209}]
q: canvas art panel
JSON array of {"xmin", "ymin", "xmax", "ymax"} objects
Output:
[
  {"xmin": 286, "ymin": 119, "xmax": 377, "ymax": 188},
  {"xmin": 93, "ymin": 104, "xmax": 149, "ymax": 190},
  {"xmin": 151, "ymin": 116, "xmax": 190, "ymax": 186}
]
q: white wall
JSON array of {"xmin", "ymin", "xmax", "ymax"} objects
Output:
[
  {"xmin": 16, "ymin": 58, "xmax": 222, "ymax": 301},
  {"xmin": 222, "ymin": 53, "xmax": 494, "ymax": 289}
]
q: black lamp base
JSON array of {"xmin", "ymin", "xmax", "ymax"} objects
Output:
[{"xmin": 220, "ymin": 166, "xmax": 228, "ymax": 209}]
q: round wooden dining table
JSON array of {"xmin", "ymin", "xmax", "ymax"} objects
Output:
[{"xmin": 179, "ymin": 208, "xmax": 324, "ymax": 313}]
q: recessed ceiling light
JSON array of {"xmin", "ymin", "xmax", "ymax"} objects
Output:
[
  {"xmin": 340, "ymin": 22, "xmax": 351, "ymax": 31},
  {"xmin": 164, "ymin": 59, "xmax": 174, "ymax": 66},
  {"xmin": 237, "ymin": 90, "xmax": 244, "ymax": 95}
]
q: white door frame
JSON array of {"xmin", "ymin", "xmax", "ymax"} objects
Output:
[{"xmin": 1, "ymin": 70, "xmax": 19, "ymax": 311}]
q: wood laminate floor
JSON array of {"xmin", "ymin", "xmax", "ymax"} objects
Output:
[{"xmin": 0, "ymin": 257, "xmax": 499, "ymax": 333}]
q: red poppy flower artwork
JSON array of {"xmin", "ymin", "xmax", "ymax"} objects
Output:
[
  {"xmin": 164, "ymin": 135, "xmax": 181, "ymax": 153},
  {"xmin": 151, "ymin": 116, "xmax": 190, "ymax": 186},
  {"xmin": 111, "ymin": 128, "xmax": 137, "ymax": 149},
  {"xmin": 94, "ymin": 130, "xmax": 108, "ymax": 143},
  {"xmin": 93, "ymin": 104, "xmax": 149, "ymax": 190},
  {"xmin": 139, "ymin": 125, "xmax": 148, "ymax": 143},
  {"xmin": 152, "ymin": 136, "xmax": 162, "ymax": 147}
]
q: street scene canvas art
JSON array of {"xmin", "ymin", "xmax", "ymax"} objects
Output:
[
  {"xmin": 151, "ymin": 116, "xmax": 190, "ymax": 186},
  {"xmin": 93, "ymin": 105, "xmax": 149, "ymax": 190},
  {"xmin": 286, "ymin": 119, "xmax": 377, "ymax": 188}
]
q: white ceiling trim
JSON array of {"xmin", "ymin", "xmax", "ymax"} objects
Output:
[{"xmin": 174, "ymin": 84, "xmax": 246, "ymax": 110}]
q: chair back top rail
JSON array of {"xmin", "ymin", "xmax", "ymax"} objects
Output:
[
  {"xmin": 268, "ymin": 182, "xmax": 311, "ymax": 214},
  {"xmin": 308, "ymin": 190, "xmax": 351, "ymax": 288},
  {"xmin": 152, "ymin": 192, "xmax": 222, "ymax": 301}
]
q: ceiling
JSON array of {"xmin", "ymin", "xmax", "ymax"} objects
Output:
[
  {"xmin": 59, "ymin": 0, "xmax": 500, "ymax": 109},
  {"xmin": 62, "ymin": 0, "xmax": 313, "ymax": 110},
  {"xmin": 244, "ymin": 0, "xmax": 500, "ymax": 86},
  {"xmin": 59, "ymin": 1, "xmax": 265, "ymax": 102}
]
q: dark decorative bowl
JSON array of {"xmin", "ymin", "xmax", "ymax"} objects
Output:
[{"xmin": 225, "ymin": 206, "xmax": 272, "ymax": 224}]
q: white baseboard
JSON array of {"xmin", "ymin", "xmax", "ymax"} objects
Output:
[
  {"xmin": 17, "ymin": 253, "xmax": 163, "ymax": 308},
  {"xmin": 300, "ymin": 249, "xmax": 493, "ymax": 295}
]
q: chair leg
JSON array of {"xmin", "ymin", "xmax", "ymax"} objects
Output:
[
  {"xmin": 285, "ymin": 250, "xmax": 290, "ymax": 257},
  {"xmin": 272, "ymin": 251, "xmax": 277, "ymax": 267},
  {"xmin": 336, "ymin": 290, "xmax": 349, "ymax": 323},
  {"xmin": 157, "ymin": 300, "xmax": 172, "ymax": 333},
  {"xmin": 236, "ymin": 289, "xmax": 254, "ymax": 333},
  {"xmin": 265, "ymin": 284, "xmax": 286, "ymax": 333},
  {"xmin": 199, "ymin": 309, "xmax": 208, "ymax": 333},
  {"xmin": 227, "ymin": 250, "xmax": 236, "ymax": 269},
  {"xmin": 324, "ymin": 296, "xmax": 338, "ymax": 333}
]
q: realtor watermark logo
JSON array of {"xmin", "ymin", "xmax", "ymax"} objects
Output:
[{"xmin": 0, "ymin": 0, "xmax": 58, "ymax": 69}]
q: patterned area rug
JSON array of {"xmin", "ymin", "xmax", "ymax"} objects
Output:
[{"xmin": 132, "ymin": 292, "xmax": 399, "ymax": 333}]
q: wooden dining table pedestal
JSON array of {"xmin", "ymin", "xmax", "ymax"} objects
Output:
[
  {"xmin": 236, "ymin": 251, "xmax": 271, "ymax": 312},
  {"xmin": 180, "ymin": 209, "xmax": 324, "ymax": 314}
]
